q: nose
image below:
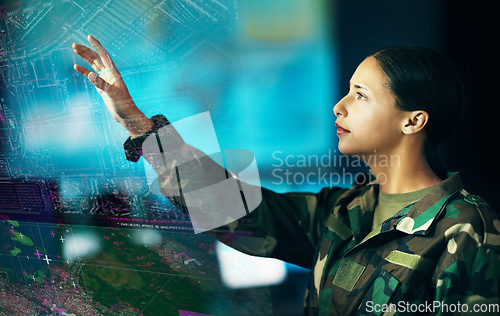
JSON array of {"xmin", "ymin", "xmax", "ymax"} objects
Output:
[{"xmin": 333, "ymin": 96, "xmax": 347, "ymax": 117}]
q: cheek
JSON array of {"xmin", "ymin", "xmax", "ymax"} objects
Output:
[
  {"xmin": 358, "ymin": 107, "xmax": 400, "ymax": 133},
  {"xmin": 347, "ymin": 110, "xmax": 401, "ymax": 147},
  {"xmin": 352, "ymin": 108, "xmax": 382, "ymax": 134}
]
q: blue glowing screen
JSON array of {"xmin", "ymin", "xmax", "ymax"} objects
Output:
[{"xmin": 0, "ymin": 0, "xmax": 336, "ymax": 314}]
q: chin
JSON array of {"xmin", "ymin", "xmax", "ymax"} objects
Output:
[
  {"xmin": 337, "ymin": 142, "xmax": 377, "ymax": 159},
  {"xmin": 337, "ymin": 143, "xmax": 357, "ymax": 156}
]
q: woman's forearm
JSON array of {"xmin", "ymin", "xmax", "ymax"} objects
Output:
[{"xmin": 115, "ymin": 102, "xmax": 154, "ymax": 138}]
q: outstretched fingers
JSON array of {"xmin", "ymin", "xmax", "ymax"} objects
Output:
[
  {"xmin": 87, "ymin": 34, "xmax": 116, "ymax": 72},
  {"xmin": 73, "ymin": 64, "xmax": 111, "ymax": 92},
  {"xmin": 72, "ymin": 42, "xmax": 104, "ymax": 73},
  {"xmin": 72, "ymin": 35, "xmax": 123, "ymax": 93}
]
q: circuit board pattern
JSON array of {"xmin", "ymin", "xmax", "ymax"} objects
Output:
[
  {"xmin": 0, "ymin": 3, "xmax": 253, "ymax": 313},
  {"xmin": 0, "ymin": 0, "xmax": 238, "ymax": 220}
]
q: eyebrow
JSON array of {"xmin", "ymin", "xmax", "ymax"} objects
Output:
[
  {"xmin": 349, "ymin": 81, "xmax": 369, "ymax": 91},
  {"xmin": 353, "ymin": 83, "xmax": 369, "ymax": 91}
]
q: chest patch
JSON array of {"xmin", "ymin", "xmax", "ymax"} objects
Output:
[{"xmin": 332, "ymin": 258, "xmax": 365, "ymax": 291}]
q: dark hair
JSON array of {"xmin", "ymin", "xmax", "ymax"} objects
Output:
[{"xmin": 369, "ymin": 47, "xmax": 465, "ymax": 179}]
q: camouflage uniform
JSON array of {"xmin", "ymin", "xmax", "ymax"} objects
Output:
[
  {"xmin": 213, "ymin": 173, "xmax": 500, "ymax": 315},
  {"xmin": 125, "ymin": 118, "xmax": 500, "ymax": 315}
]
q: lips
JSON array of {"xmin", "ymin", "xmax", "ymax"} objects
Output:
[{"xmin": 335, "ymin": 122, "xmax": 350, "ymax": 135}]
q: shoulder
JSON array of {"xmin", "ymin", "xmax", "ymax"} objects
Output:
[
  {"xmin": 441, "ymin": 191, "xmax": 500, "ymax": 251},
  {"xmin": 434, "ymin": 191, "xmax": 500, "ymax": 279}
]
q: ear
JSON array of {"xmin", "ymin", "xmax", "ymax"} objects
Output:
[{"xmin": 402, "ymin": 111, "xmax": 429, "ymax": 135}]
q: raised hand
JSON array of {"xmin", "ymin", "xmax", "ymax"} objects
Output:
[{"xmin": 73, "ymin": 34, "xmax": 153, "ymax": 137}]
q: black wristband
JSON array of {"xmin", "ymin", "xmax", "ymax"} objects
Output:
[{"xmin": 123, "ymin": 115, "xmax": 170, "ymax": 162}]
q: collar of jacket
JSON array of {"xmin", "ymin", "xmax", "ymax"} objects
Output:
[
  {"xmin": 394, "ymin": 172, "xmax": 463, "ymax": 235},
  {"xmin": 345, "ymin": 172, "xmax": 463, "ymax": 241}
]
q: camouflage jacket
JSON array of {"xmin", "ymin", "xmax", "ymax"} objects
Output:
[
  {"xmin": 213, "ymin": 173, "xmax": 500, "ymax": 315},
  {"xmin": 129, "ymin": 118, "xmax": 500, "ymax": 315}
]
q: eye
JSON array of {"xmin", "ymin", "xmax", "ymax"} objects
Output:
[{"xmin": 356, "ymin": 92, "xmax": 367, "ymax": 100}]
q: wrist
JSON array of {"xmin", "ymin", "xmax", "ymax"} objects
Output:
[
  {"xmin": 123, "ymin": 115, "xmax": 171, "ymax": 162},
  {"xmin": 125, "ymin": 115, "xmax": 154, "ymax": 138},
  {"xmin": 114, "ymin": 105, "xmax": 154, "ymax": 138}
]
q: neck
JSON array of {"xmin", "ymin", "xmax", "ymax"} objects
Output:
[{"xmin": 363, "ymin": 149, "xmax": 442, "ymax": 194}]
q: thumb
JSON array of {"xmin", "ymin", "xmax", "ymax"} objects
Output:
[{"xmin": 87, "ymin": 72, "xmax": 111, "ymax": 91}]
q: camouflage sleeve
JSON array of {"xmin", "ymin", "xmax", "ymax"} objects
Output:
[
  {"xmin": 434, "ymin": 245, "xmax": 500, "ymax": 315},
  {"xmin": 135, "ymin": 119, "xmax": 349, "ymax": 268},
  {"xmin": 210, "ymin": 185, "xmax": 347, "ymax": 269}
]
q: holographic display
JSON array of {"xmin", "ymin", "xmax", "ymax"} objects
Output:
[{"xmin": 0, "ymin": 0, "xmax": 333, "ymax": 314}]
